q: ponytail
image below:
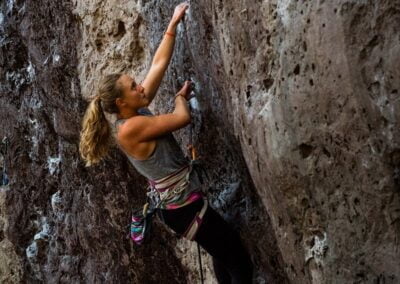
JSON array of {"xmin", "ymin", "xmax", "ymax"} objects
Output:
[{"xmin": 79, "ymin": 96, "xmax": 113, "ymax": 167}]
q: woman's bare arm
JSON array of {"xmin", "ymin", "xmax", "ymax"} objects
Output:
[{"xmin": 141, "ymin": 3, "xmax": 189, "ymax": 105}]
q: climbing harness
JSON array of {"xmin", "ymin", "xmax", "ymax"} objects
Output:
[{"xmin": 1, "ymin": 136, "xmax": 9, "ymax": 186}]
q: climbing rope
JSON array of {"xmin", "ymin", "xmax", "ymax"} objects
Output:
[
  {"xmin": 1, "ymin": 136, "xmax": 9, "ymax": 186},
  {"xmin": 187, "ymin": 91, "xmax": 205, "ymax": 284},
  {"xmin": 197, "ymin": 240, "xmax": 204, "ymax": 284}
]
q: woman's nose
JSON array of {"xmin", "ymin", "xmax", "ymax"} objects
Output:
[{"xmin": 137, "ymin": 84, "xmax": 144, "ymax": 93}]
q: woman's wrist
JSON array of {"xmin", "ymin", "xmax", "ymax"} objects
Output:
[
  {"xmin": 167, "ymin": 21, "xmax": 178, "ymax": 33},
  {"xmin": 165, "ymin": 23, "xmax": 177, "ymax": 38},
  {"xmin": 169, "ymin": 17, "xmax": 180, "ymax": 27},
  {"xmin": 165, "ymin": 31, "xmax": 175, "ymax": 37},
  {"xmin": 174, "ymin": 93, "xmax": 187, "ymax": 100}
]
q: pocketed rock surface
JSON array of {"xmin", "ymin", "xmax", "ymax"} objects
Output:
[{"xmin": 0, "ymin": 0, "xmax": 399, "ymax": 283}]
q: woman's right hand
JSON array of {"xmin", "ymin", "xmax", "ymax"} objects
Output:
[
  {"xmin": 171, "ymin": 2, "xmax": 189, "ymax": 26},
  {"xmin": 176, "ymin": 81, "xmax": 192, "ymax": 100}
]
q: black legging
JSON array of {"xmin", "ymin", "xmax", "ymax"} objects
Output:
[{"xmin": 158, "ymin": 198, "xmax": 253, "ymax": 284}]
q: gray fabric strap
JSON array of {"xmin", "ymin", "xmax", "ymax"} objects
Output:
[{"xmin": 184, "ymin": 198, "xmax": 208, "ymax": 241}]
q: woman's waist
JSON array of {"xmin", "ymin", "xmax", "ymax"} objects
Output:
[{"xmin": 159, "ymin": 191, "xmax": 204, "ymax": 210}]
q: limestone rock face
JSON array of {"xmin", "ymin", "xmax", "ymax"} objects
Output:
[{"xmin": 1, "ymin": 0, "xmax": 399, "ymax": 283}]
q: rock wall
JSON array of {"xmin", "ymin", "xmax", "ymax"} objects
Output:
[{"xmin": 1, "ymin": 0, "xmax": 399, "ymax": 283}]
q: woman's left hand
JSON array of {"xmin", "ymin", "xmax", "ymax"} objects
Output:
[{"xmin": 171, "ymin": 2, "xmax": 189, "ymax": 25}]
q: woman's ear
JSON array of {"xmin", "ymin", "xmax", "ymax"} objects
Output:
[{"xmin": 115, "ymin": 97, "xmax": 124, "ymax": 108}]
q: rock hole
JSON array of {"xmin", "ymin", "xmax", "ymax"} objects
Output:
[
  {"xmin": 115, "ymin": 20, "xmax": 126, "ymax": 38},
  {"xmin": 322, "ymin": 23, "xmax": 326, "ymax": 28},
  {"xmin": 299, "ymin": 143, "xmax": 313, "ymax": 158},
  {"xmin": 323, "ymin": 148, "xmax": 331, "ymax": 157},
  {"xmin": 309, "ymin": 79, "xmax": 314, "ymax": 86},
  {"xmin": 391, "ymin": 89, "xmax": 398, "ymax": 95},
  {"xmin": 263, "ymin": 78, "xmax": 274, "ymax": 90},
  {"xmin": 382, "ymin": 117, "xmax": 389, "ymax": 127},
  {"xmin": 303, "ymin": 41, "xmax": 307, "ymax": 52},
  {"xmin": 311, "ymin": 63, "xmax": 315, "ymax": 71},
  {"xmin": 248, "ymin": 138, "xmax": 252, "ymax": 145},
  {"xmin": 95, "ymin": 39, "xmax": 103, "ymax": 50},
  {"xmin": 293, "ymin": 64, "xmax": 300, "ymax": 75},
  {"xmin": 301, "ymin": 198, "xmax": 308, "ymax": 207},
  {"xmin": 246, "ymin": 85, "xmax": 252, "ymax": 99},
  {"xmin": 356, "ymin": 272, "xmax": 365, "ymax": 278}
]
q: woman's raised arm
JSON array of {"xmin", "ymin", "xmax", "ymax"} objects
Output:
[{"xmin": 141, "ymin": 2, "xmax": 189, "ymax": 105}]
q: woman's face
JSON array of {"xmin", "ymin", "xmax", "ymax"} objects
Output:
[{"xmin": 116, "ymin": 74, "xmax": 148, "ymax": 110}]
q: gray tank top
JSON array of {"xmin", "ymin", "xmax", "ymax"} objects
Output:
[{"xmin": 115, "ymin": 108, "xmax": 202, "ymax": 192}]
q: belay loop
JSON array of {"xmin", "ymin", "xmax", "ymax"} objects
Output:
[{"xmin": 1, "ymin": 136, "xmax": 9, "ymax": 186}]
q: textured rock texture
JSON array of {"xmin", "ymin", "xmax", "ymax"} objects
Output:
[{"xmin": 1, "ymin": 0, "xmax": 400, "ymax": 283}]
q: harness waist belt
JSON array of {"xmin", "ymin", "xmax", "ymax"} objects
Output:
[{"xmin": 147, "ymin": 164, "xmax": 193, "ymax": 208}]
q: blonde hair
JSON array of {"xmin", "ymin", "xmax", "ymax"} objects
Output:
[{"xmin": 79, "ymin": 73, "xmax": 123, "ymax": 167}]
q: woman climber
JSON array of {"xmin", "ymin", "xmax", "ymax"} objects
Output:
[{"xmin": 79, "ymin": 2, "xmax": 253, "ymax": 283}]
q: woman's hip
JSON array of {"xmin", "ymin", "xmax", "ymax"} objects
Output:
[{"xmin": 158, "ymin": 197, "xmax": 205, "ymax": 236}]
